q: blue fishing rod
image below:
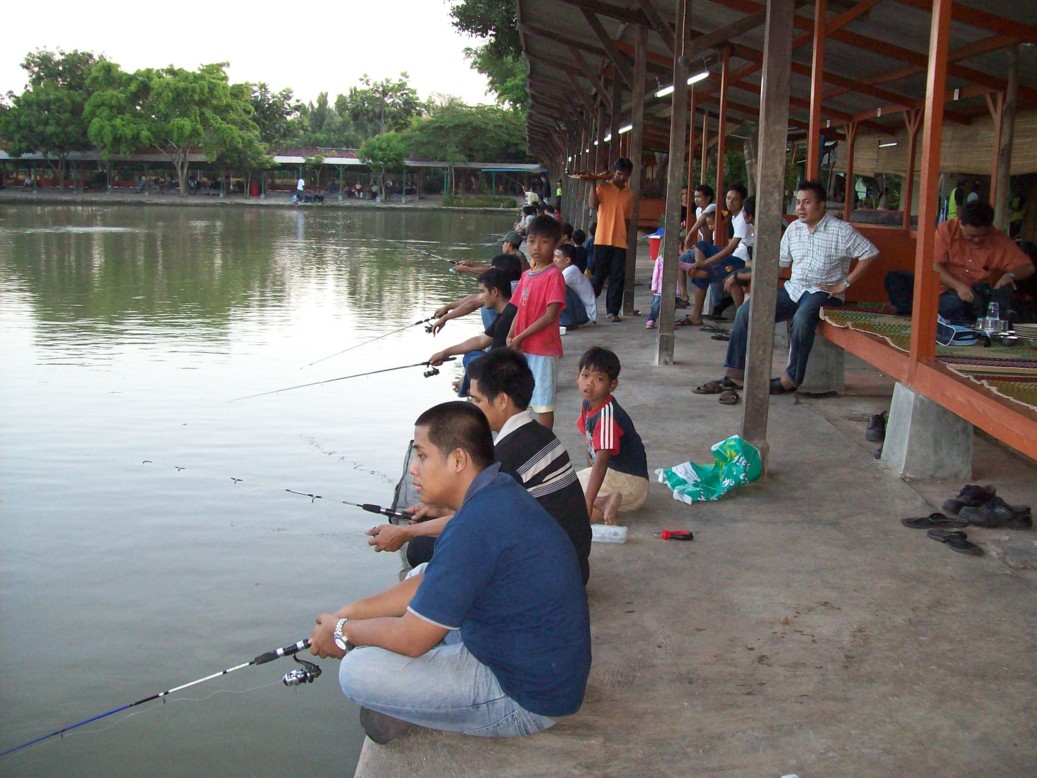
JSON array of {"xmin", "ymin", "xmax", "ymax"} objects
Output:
[
  {"xmin": 230, "ymin": 357, "xmax": 454, "ymax": 402},
  {"xmin": 0, "ymin": 638, "xmax": 318, "ymax": 759}
]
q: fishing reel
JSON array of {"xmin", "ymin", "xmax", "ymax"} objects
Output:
[
  {"xmin": 282, "ymin": 654, "xmax": 322, "ymax": 687},
  {"xmin": 425, "ymin": 324, "xmax": 435, "ymax": 333},
  {"xmin": 423, "ymin": 366, "xmax": 440, "ymax": 378}
]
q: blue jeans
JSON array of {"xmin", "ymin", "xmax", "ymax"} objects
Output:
[
  {"xmin": 339, "ymin": 632, "xmax": 556, "ymax": 737},
  {"xmin": 724, "ymin": 287, "xmax": 838, "ymax": 386},
  {"xmin": 648, "ymin": 293, "xmax": 661, "ymax": 322},
  {"xmin": 457, "ymin": 350, "xmax": 485, "ymax": 397},
  {"xmin": 560, "ymin": 286, "xmax": 589, "ymax": 327}
]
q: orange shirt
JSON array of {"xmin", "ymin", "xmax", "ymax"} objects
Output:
[
  {"xmin": 593, "ymin": 182, "xmax": 634, "ymax": 248},
  {"xmin": 934, "ymin": 219, "xmax": 1028, "ymax": 290}
]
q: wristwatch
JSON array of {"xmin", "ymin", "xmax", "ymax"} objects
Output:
[
  {"xmin": 333, "ymin": 618, "xmax": 353, "ymax": 653},
  {"xmin": 842, "ymin": 278, "xmax": 852, "ymax": 288}
]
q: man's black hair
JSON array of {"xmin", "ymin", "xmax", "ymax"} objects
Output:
[
  {"xmin": 414, "ymin": 401, "xmax": 494, "ymax": 469},
  {"xmin": 478, "ymin": 267, "xmax": 512, "ymax": 299},
  {"xmin": 522, "ymin": 204, "xmax": 537, "ymax": 215},
  {"xmin": 613, "ymin": 157, "xmax": 634, "ymax": 173},
  {"xmin": 727, "ymin": 183, "xmax": 748, "ymax": 200},
  {"xmin": 467, "ymin": 348, "xmax": 534, "ymax": 410},
  {"xmin": 490, "ymin": 253, "xmax": 522, "ymax": 282},
  {"xmin": 743, "ymin": 196, "xmax": 756, "ymax": 219},
  {"xmin": 694, "ymin": 184, "xmax": 715, "ymax": 201},
  {"xmin": 797, "ymin": 180, "xmax": 827, "ymax": 201},
  {"xmin": 960, "ymin": 200, "xmax": 994, "ymax": 228},
  {"xmin": 578, "ymin": 347, "xmax": 621, "ymax": 381},
  {"xmin": 528, "ymin": 214, "xmax": 563, "ymax": 241},
  {"xmin": 572, "ymin": 229, "xmax": 587, "ymax": 245},
  {"xmin": 562, "ymin": 222, "xmax": 574, "ymax": 238},
  {"xmin": 555, "ymin": 243, "xmax": 575, "ymax": 262}
]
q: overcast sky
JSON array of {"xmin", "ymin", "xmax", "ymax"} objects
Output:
[{"xmin": 2, "ymin": 0, "xmax": 494, "ymax": 106}]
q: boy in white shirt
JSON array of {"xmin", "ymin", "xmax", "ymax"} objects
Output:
[{"xmin": 553, "ymin": 244, "xmax": 597, "ymax": 329}]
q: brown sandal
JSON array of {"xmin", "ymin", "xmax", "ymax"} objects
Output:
[
  {"xmin": 694, "ymin": 377, "xmax": 740, "ymax": 395},
  {"xmin": 675, "ymin": 315, "xmax": 703, "ymax": 327},
  {"xmin": 718, "ymin": 388, "xmax": 740, "ymax": 405}
]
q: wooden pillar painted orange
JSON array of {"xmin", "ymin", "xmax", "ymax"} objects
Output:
[
  {"xmin": 902, "ymin": 110, "xmax": 921, "ymax": 232},
  {"xmin": 688, "ymin": 87, "xmax": 697, "ymax": 193},
  {"xmin": 908, "ymin": 0, "xmax": 952, "ymax": 367},
  {"xmin": 806, "ymin": 0, "xmax": 827, "ymax": 180},
  {"xmin": 700, "ymin": 111, "xmax": 709, "ymax": 184},
  {"xmin": 842, "ymin": 121, "xmax": 858, "ymax": 219},
  {"xmin": 713, "ymin": 45, "xmax": 731, "ymax": 246}
]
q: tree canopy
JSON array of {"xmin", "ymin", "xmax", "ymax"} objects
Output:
[
  {"xmin": 449, "ymin": 0, "xmax": 527, "ymax": 110},
  {"xmin": 358, "ymin": 132, "xmax": 407, "ymax": 200}
]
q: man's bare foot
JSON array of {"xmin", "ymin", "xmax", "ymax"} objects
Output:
[{"xmin": 595, "ymin": 492, "xmax": 623, "ymax": 525}]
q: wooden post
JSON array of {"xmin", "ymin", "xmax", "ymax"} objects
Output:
[
  {"xmin": 993, "ymin": 45, "xmax": 1018, "ymax": 231},
  {"xmin": 700, "ymin": 111, "xmax": 709, "ymax": 184},
  {"xmin": 596, "ymin": 101, "xmax": 607, "ymax": 173},
  {"xmin": 902, "ymin": 110, "xmax": 921, "ymax": 231},
  {"xmin": 908, "ymin": 0, "xmax": 952, "ymax": 368},
  {"xmin": 713, "ymin": 45, "xmax": 730, "ymax": 245},
  {"xmin": 806, "ymin": 0, "xmax": 827, "ymax": 180},
  {"xmin": 623, "ymin": 23, "xmax": 647, "ymax": 316},
  {"xmin": 842, "ymin": 121, "xmax": 858, "ymax": 218},
  {"xmin": 610, "ymin": 73, "xmax": 622, "ymax": 160},
  {"xmin": 688, "ymin": 87, "xmax": 697, "ymax": 186},
  {"xmin": 657, "ymin": 0, "xmax": 691, "ymax": 365},
  {"xmin": 741, "ymin": 0, "xmax": 795, "ymax": 465}
]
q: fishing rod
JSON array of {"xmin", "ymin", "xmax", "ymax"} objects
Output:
[
  {"xmin": 230, "ymin": 358, "xmax": 454, "ymax": 402},
  {"xmin": 284, "ymin": 489, "xmax": 414, "ymax": 524},
  {"xmin": 0, "ymin": 638, "xmax": 316, "ymax": 759},
  {"xmin": 388, "ymin": 238, "xmax": 458, "ymax": 265},
  {"xmin": 299, "ymin": 315, "xmax": 436, "ymax": 370}
]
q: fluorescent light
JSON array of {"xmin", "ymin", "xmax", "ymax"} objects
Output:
[
  {"xmin": 618, "ymin": 124, "xmax": 633, "ymax": 134},
  {"xmin": 603, "ymin": 133, "xmax": 612, "ymax": 142},
  {"xmin": 878, "ymin": 141, "xmax": 898, "ymax": 148},
  {"xmin": 655, "ymin": 84, "xmax": 675, "ymax": 98},
  {"xmin": 687, "ymin": 70, "xmax": 709, "ymax": 86},
  {"xmin": 593, "ymin": 140, "xmax": 599, "ymax": 146}
]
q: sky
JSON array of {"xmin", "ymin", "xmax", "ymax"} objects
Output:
[{"xmin": 2, "ymin": 0, "xmax": 494, "ymax": 106}]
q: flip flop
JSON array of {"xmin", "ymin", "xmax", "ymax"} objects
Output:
[
  {"xmin": 926, "ymin": 529, "xmax": 982, "ymax": 555},
  {"xmin": 718, "ymin": 388, "xmax": 740, "ymax": 405},
  {"xmin": 675, "ymin": 316, "xmax": 703, "ymax": 327},
  {"xmin": 769, "ymin": 377, "xmax": 796, "ymax": 395},
  {"xmin": 694, "ymin": 377, "xmax": 739, "ymax": 395},
  {"xmin": 900, "ymin": 512, "xmax": 970, "ymax": 529},
  {"xmin": 711, "ymin": 332, "xmax": 731, "ymax": 341}
]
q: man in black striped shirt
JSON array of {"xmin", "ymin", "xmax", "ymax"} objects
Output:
[{"xmin": 367, "ymin": 349, "xmax": 591, "ymax": 583}]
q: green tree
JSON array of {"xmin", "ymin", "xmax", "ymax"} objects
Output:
[
  {"xmin": 0, "ymin": 49, "xmax": 103, "ymax": 189},
  {"xmin": 345, "ymin": 73, "xmax": 429, "ymax": 138},
  {"xmin": 85, "ymin": 62, "xmax": 259, "ymax": 196},
  {"xmin": 249, "ymin": 82, "xmax": 303, "ymax": 144},
  {"xmin": 449, "ymin": 0, "xmax": 527, "ymax": 110},
  {"xmin": 358, "ymin": 132, "xmax": 406, "ymax": 201},
  {"xmin": 404, "ymin": 101, "xmax": 527, "ymax": 163}
]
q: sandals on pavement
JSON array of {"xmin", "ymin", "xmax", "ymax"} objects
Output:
[
  {"xmin": 694, "ymin": 377, "xmax": 741, "ymax": 395},
  {"xmin": 769, "ymin": 377, "xmax": 796, "ymax": 395},
  {"xmin": 900, "ymin": 512, "xmax": 970, "ymax": 529},
  {"xmin": 675, "ymin": 315, "xmax": 704, "ymax": 327},
  {"xmin": 926, "ymin": 529, "xmax": 982, "ymax": 555},
  {"xmin": 607, "ymin": 314, "xmax": 621, "ymax": 322},
  {"xmin": 718, "ymin": 388, "xmax": 740, "ymax": 405}
]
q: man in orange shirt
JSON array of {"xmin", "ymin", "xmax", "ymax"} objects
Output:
[
  {"xmin": 588, "ymin": 157, "xmax": 635, "ymax": 322},
  {"xmin": 935, "ymin": 201, "xmax": 1034, "ymax": 322}
]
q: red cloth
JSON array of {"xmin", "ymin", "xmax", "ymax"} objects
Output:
[
  {"xmin": 511, "ymin": 265, "xmax": 566, "ymax": 357},
  {"xmin": 934, "ymin": 219, "xmax": 1028, "ymax": 290}
]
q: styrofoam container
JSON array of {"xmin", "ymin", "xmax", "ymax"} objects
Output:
[{"xmin": 591, "ymin": 524, "xmax": 628, "ymax": 543}]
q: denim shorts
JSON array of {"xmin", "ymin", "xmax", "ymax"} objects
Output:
[{"xmin": 525, "ymin": 354, "xmax": 559, "ymax": 413}]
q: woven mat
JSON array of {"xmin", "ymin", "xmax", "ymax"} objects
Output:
[{"xmin": 820, "ymin": 308, "xmax": 1037, "ymax": 412}]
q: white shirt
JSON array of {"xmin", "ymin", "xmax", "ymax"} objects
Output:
[
  {"xmin": 730, "ymin": 209, "xmax": 753, "ymax": 262},
  {"xmin": 297, "ymin": 178, "xmax": 305, "ymax": 191},
  {"xmin": 694, "ymin": 203, "xmax": 716, "ymax": 242},
  {"xmin": 562, "ymin": 264, "xmax": 597, "ymax": 322},
  {"xmin": 780, "ymin": 213, "xmax": 879, "ymax": 302}
]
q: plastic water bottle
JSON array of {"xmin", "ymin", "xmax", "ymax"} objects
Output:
[{"xmin": 987, "ymin": 302, "xmax": 1000, "ymax": 321}]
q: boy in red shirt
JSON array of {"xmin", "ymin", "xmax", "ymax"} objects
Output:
[{"xmin": 508, "ymin": 215, "xmax": 566, "ymax": 430}]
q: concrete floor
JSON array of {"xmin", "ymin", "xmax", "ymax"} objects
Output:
[{"xmin": 355, "ymin": 257, "xmax": 1037, "ymax": 777}]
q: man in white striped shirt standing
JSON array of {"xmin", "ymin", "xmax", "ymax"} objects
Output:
[{"xmin": 695, "ymin": 180, "xmax": 879, "ymax": 403}]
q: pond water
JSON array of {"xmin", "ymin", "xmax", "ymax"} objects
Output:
[{"xmin": 0, "ymin": 204, "xmax": 511, "ymax": 775}]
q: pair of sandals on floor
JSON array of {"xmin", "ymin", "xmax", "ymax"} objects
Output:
[{"xmin": 693, "ymin": 375, "xmax": 795, "ymax": 405}]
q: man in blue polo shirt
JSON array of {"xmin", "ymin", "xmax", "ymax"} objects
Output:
[{"xmin": 309, "ymin": 401, "xmax": 591, "ymax": 743}]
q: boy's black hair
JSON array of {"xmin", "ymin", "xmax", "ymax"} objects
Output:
[
  {"xmin": 727, "ymin": 183, "xmax": 748, "ymax": 200},
  {"xmin": 522, "ymin": 204, "xmax": 537, "ymax": 215},
  {"xmin": 694, "ymin": 184, "xmax": 715, "ymax": 201},
  {"xmin": 478, "ymin": 267, "xmax": 513, "ymax": 299},
  {"xmin": 743, "ymin": 196, "xmax": 756, "ymax": 219},
  {"xmin": 572, "ymin": 229, "xmax": 586, "ymax": 245},
  {"xmin": 613, "ymin": 157, "xmax": 634, "ymax": 173},
  {"xmin": 490, "ymin": 253, "xmax": 522, "ymax": 282},
  {"xmin": 545, "ymin": 204, "xmax": 556, "ymax": 214},
  {"xmin": 528, "ymin": 214, "xmax": 563, "ymax": 241},
  {"xmin": 797, "ymin": 180, "xmax": 827, "ymax": 201},
  {"xmin": 467, "ymin": 348, "xmax": 534, "ymax": 410},
  {"xmin": 562, "ymin": 222, "xmax": 574, "ymax": 238},
  {"xmin": 578, "ymin": 347, "xmax": 621, "ymax": 381},
  {"xmin": 414, "ymin": 401, "xmax": 494, "ymax": 469},
  {"xmin": 555, "ymin": 243, "xmax": 575, "ymax": 262},
  {"xmin": 960, "ymin": 200, "xmax": 994, "ymax": 228}
]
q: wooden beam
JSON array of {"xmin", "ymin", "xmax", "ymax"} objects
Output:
[
  {"xmin": 686, "ymin": 7, "xmax": 768, "ymax": 60},
  {"xmin": 908, "ymin": 0, "xmax": 951, "ymax": 368},
  {"xmin": 518, "ymin": 23, "xmax": 607, "ymax": 58},
  {"xmin": 623, "ymin": 22, "xmax": 648, "ymax": 316},
  {"xmin": 806, "ymin": 0, "xmax": 827, "ymax": 180},
  {"xmin": 582, "ymin": 9, "xmax": 635, "ymax": 90},
  {"xmin": 742, "ymin": 0, "xmax": 796, "ymax": 462},
  {"xmin": 993, "ymin": 45, "xmax": 1019, "ymax": 231},
  {"xmin": 902, "ymin": 109, "xmax": 921, "ymax": 232},
  {"xmin": 557, "ymin": 0, "xmax": 647, "ymax": 25},
  {"xmin": 712, "ymin": 45, "xmax": 730, "ymax": 246},
  {"xmin": 894, "ymin": 0, "xmax": 1037, "ymax": 45},
  {"xmin": 636, "ymin": 0, "xmax": 676, "ymax": 54}
]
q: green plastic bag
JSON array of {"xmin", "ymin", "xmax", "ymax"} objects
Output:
[{"xmin": 655, "ymin": 435, "xmax": 763, "ymax": 504}]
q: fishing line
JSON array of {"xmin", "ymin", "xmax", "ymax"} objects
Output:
[
  {"xmin": 230, "ymin": 358, "xmax": 454, "ymax": 402},
  {"xmin": 298, "ymin": 315, "xmax": 436, "ymax": 370},
  {"xmin": 0, "ymin": 639, "xmax": 313, "ymax": 759}
]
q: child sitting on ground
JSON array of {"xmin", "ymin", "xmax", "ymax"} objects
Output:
[
  {"xmin": 576, "ymin": 347, "xmax": 649, "ymax": 525},
  {"xmin": 507, "ymin": 214, "xmax": 567, "ymax": 430},
  {"xmin": 553, "ymin": 244, "xmax": 596, "ymax": 329}
]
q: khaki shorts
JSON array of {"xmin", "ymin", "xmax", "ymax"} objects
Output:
[{"xmin": 577, "ymin": 467, "xmax": 649, "ymax": 512}]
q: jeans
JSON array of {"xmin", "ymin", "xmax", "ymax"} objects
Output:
[
  {"xmin": 885, "ymin": 271, "xmax": 1016, "ymax": 322},
  {"xmin": 457, "ymin": 350, "xmax": 486, "ymax": 397},
  {"xmin": 340, "ymin": 632, "xmax": 556, "ymax": 737},
  {"xmin": 560, "ymin": 286, "xmax": 589, "ymax": 327},
  {"xmin": 648, "ymin": 293, "xmax": 661, "ymax": 322},
  {"xmin": 725, "ymin": 287, "xmax": 838, "ymax": 386},
  {"xmin": 591, "ymin": 245, "xmax": 626, "ymax": 316}
]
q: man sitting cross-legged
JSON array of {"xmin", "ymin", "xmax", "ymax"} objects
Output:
[
  {"xmin": 310, "ymin": 402, "xmax": 591, "ymax": 744},
  {"xmin": 367, "ymin": 348, "xmax": 592, "ymax": 584}
]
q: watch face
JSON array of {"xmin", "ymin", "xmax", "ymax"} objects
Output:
[{"xmin": 334, "ymin": 637, "xmax": 347, "ymax": 651}]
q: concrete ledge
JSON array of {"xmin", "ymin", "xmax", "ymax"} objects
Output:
[{"xmin": 881, "ymin": 382, "xmax": 973, "ymax": 479}]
